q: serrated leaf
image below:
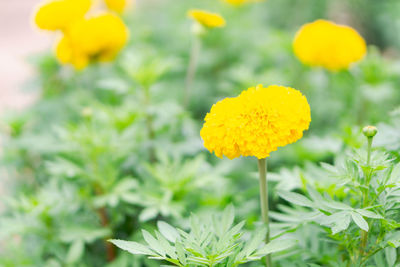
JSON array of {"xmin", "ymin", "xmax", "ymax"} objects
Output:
[
  {"xmin": 109, "ymin": 239, "xmax": 154, "ymax": 255},
  {"xmin": 243, "ymin": 227, "xmax": 267, "ymax": 257},
  {"xmin": 155, "ymin": 231, "xmax": 177, "ymax": 260},
  {"xmin": 278, "ymin": 191, "xmax": 314, "ymax": 208},
  {"xmin": 351, "ymin": 212, "xmax": 369, "ymax": 231},
  {"xmin": 255, "ymin": 239, "xmax": 297, "ymax": 256},
  {"xmin": 356, "ymin": 209, "xmax": 383, "ymax": 219},
  {"xmin": 143, "ymin": 230, "xmax": 166, "ymax": 256},
  {"xmin": 385, "ymin": 246, "xmax": 396, "ymax": 267},
  {"xmin": 175, "ymin": 241, "xmax": 187, "ymax": 265},
  {"xmin": 66, "ymin": 240, "xmax": 84, "ymax": 264},
  {"xmin": 158, "ymin": 221, "xmax": 180, "ymax": 243}
]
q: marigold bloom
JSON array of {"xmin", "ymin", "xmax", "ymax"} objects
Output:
[
  {"xmin": 105, "ymin": 0, "xmax": 127, "ymax": 13},
  {"xmin": 293, "ymin": 19, "xmax": 367, "ymax": 71},
  {"xmin": 188, "ymin": 9, "xmax": 226, "ymax": 28},
  {"xmin": 223, "ymin": 0, "xmax": 264, "ymax": 5},
  {"xmin": 34, "ymin": 0, "xmax": 91, "ymax": 31},
  {"xmin": 55, "ymin": 13, "xmax": 129, "ymax": 69},
  {"xmin": 200, "ymin": 85, "xmax": 311, "ymax": 159}
]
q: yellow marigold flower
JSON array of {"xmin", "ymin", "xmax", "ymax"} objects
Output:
[
  {"xmin": 223, "ymin": 0, "xmax": 264, "ymax": 6},
  {"xmin": 188, "ymin": 9, "xmax": 226, "ymax": 28},
  {"xmin": 34, "ymin": 0, "xmax": 91, "ymax": 31},
  {"xmin": 55, "ymin": 13, "xmax": 129, "ymax": 69},
  {"xmin": 105, "ymin": 0, "xmax": 127, "ymax": 13},
  {"xmin": 200, "ymin": 85, "xmax": 311, "ymax": 159},
  {"xmin": 293, "ymin": 19, "xmax": 367, "ymax": 71}
]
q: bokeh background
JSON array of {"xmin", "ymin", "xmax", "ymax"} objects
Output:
[{"xmin": 1, "ymin": 0, "xmax": 400, "ymax": 266}]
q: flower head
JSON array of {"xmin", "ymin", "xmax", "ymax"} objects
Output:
[
  {"xmin": 105, "ymin": 0, "xmax": 128, "ymax": 13},
  {"xmin": 223, "ymin": 0, "xmax": 264, "ymax": 6},
  {"xmin": 200, "ymin": 85, "xmax": 311, "ymax": 159},
  {"xmin": 34, "ymin": 0, "xmax": 91, "ymax": 31},
  {"xmin": 188, "ymin": 9, "xmax": 226, "ymax": 28},
  {"xmin": 293, "ymin": 19, "xmax": 367, "ymax": 71},
  {"xmin": 55, "ymin": 13, "xmax": 129, "ymax": 69}
]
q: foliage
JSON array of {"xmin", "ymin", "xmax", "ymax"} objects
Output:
[
  {"xmin": 1, "ymin": 0, "xmax": 400, "ymax": 266},
  {"xmin": 111, "ymin": 206, "xmax": 296, "ymax": 267},
  {"xmin": 274, "ymin": 135, "xmax": 400, "ymax": 265}
]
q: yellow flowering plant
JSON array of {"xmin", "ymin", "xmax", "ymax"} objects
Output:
[
  {"xmin": 184, "ymin": 9, "xmax": 226, "ymax": 108},
  {"xmin": 34, "ymin": 0, "xmax": 91, "ymax": 31},
  {"xmin": 223, "ymin": 0, "xmax": 265, "ymax": 6},
  {"xmin": 34, "ymin": 0, "xmax": 129, "ymax": 70},
  {"xmin": 200, "ymin": 84, "xmax": 311, "ymax": 266},
  {"xmin": 293, "ymin": 19, "xmax": 367, "ymax": 71},
  {"xmin": 188, "ymin": 9, "xmax": 226, "ymax": 29},
  {"xmin": 55, "ymin": 13, "xmax": 129, "ymax": 69},
  {"xmin": 105, "ymin": 0, "xmax": 128, "ymax": 13}
]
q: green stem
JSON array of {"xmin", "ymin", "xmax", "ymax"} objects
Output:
[
  {"xmin": 184, "ymin": 36, "xmax": 201, "ymax": 108},
  {"xmin": 143, "ymin": 85, "xmax": 156, "ymax": 163},
  {"xmin": 360, "ymin": 137, "xmax": 373, "ymax": 255},
  {"xmin": 366, "ymin": 137, "xmax": 372, "ymax": 166},
  {"xmin": 257, "ymin": 158, "xmax": 272, "ymax": 267}
]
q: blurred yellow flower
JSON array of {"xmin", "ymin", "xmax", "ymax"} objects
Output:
[
  {"xmin": 55, "ymin": 13, "xmax": 129, "ymax": 69},
  {"xmin": 200, "ymin": 85, "xmax": 311, "ymax": 159},
  {"xmin": 293, "ymin": 19, "xmax": 367, "ymax": 71},
  {"xmin": 34, "ymin": 0, "xmax": 91, "ymax": 31},
  {"xmin": 105, "ymin": 0, "xmax": 128, "ymax": 13},
  {"xmin": 223, "ymin": 0, "xmax": 264, "ymax": 6},
  {"xmin": 188, "ymin": 9, "xmax": 226, "ymax": 28}
]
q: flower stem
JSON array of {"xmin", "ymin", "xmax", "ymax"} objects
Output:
[
  {"xmin": 143, "ymin": 85, "xmax": 156, "ymax": 163},
  {"xmin": 257, "ymin": 158, "xmax": 272, "ymax": 267},
  {"xmin": 184, "ymin": 36, "xmax": 201, "ymax": 108},
  {"xmin": 94, "ymin": 186, "xmax": 116, "ymax": 262},
  {"xmin": 360, "ymin": 136, "xmax": 373, "ymax": 255}
]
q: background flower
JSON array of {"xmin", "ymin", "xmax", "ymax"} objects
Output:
[
  {"xmin": 223, "ymin": 0, "xmax": 264, "ymax": 6},
  {"xmin": 55, "ymin": 13, "xmax": 129, "ymax": 69},
  {"xmin": 188, "ymin": 9, "xmax": 226, "ymax": 28},
  {"xmin": 293, "ymin": 19, "xmax": 367, "ymax": 71},
  {"xmin": 105, "ymin": 0, "xmax": 128, "ymax": 13},
  {"xmin": 34, "ymin": 0, "xmax": 91, "ymax": 31}
]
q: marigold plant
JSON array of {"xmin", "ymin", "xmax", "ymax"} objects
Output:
[
  {"xmin": 34, "ymin": 0, "xmax": 91, "ymax": 31},
  {"xmin": 188, "ymin": 9, "xmax": 226, "ymax": 28},
  {"xmin": 223, "ymin": 0, "xmax": 265, "ymax": 6},
  {"xmin": 293, "ymin": 19, "xmax": 367, "ymax": 71},
  {"xmin": 55, "ymin": 13, "xmax": 129, "ymax": 69},
  {"xmin": 201, "ymin": 84, "xmax": 310, "ymax": 267},
  {"xmin": 105, "ymin": 0, "xmax": 128, "ymax": 13}
]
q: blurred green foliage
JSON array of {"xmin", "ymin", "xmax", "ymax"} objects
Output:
[{"xmin": 1, "ymin": 0, "xmax": 400, "ymax": 266}]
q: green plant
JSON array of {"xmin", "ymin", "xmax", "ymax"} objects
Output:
[
  {"xmin": 275, "ymin": 126, "xmax": 400, "ymax": 266},
  {"xmin": 111, "ymin": 206, "xmax": 296, "ymax": 266}
]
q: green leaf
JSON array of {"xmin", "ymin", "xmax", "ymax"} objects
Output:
[
  {"xmin": 255, "ymin": 239, "xmax": 297, "ymax": 256},
  {"xmin": 66, "ymin": 240, "xmax": 84, "ymax": 264},
  {"xmin": 385, "ymin": 231, "xmax": 400, "ymax": 248},
  {"xmin": 385, "ymin": 246, "xmax": 397, "ymax": 267},
  {"xmin": 323, "ymin": 200, "xmax": 353, "ymax": 211},
  {"xmin": 243, "ymin": 227, "xmax": 267, "ymax": 257},
  {"xmin": 356, "ymin": 209, "xmax": 383, "ymax": 219},
  {"xmin": 278, "ymin": 191, "xmax": 314, "ymax": 208},
  {"xmin": 175, "ymin": 241, "xmax": 187, "ymax": 265},
  {"xmin": 155, "ymin": 231, "xmax": 177, "ymax": 260},
  {"xmin": 158, "ymin": 221, "xmax": 180, "ymax": 243},
  {"xmin": 143, "ymin": 230, "xmax": 166, "ymax": 256},
  {"xmin": 351, "ymin": 212, "xmax": 369, "ymax": 231},
  {"xmin": 109, "ymin": 239, "xmax": 155, "ymax": 255}
]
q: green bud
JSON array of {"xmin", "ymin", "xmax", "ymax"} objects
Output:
[
  {"xmin": 81, "ymin": 107, "xmax": 93, "ymax": 118},
  {"xmin": 362, "ymin": 125, "xmax": 377, "ymax": 138}
]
